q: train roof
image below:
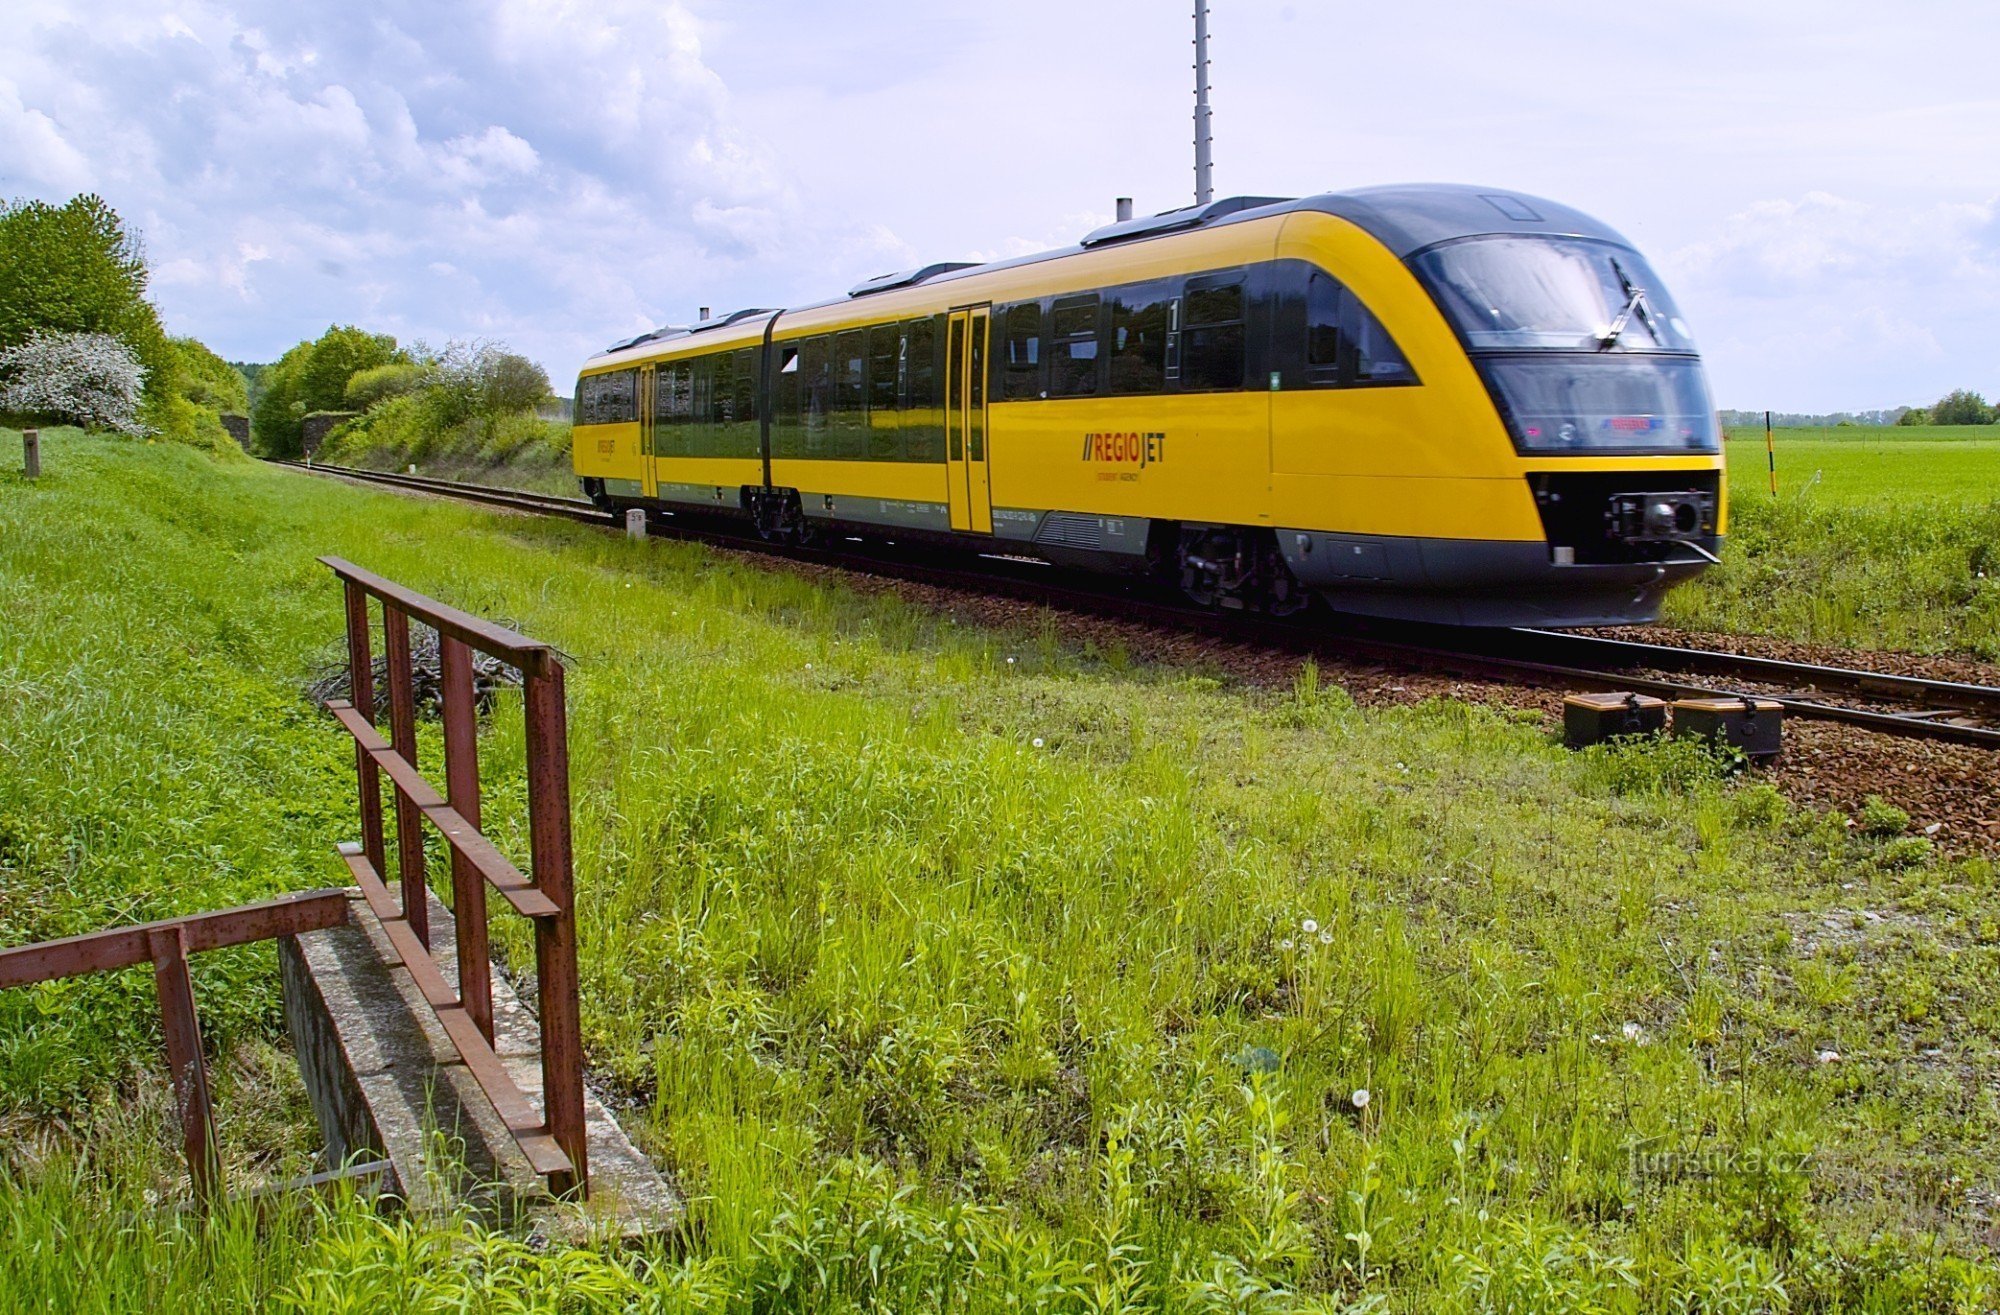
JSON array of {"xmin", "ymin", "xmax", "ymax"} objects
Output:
[{"xmin": 584, "ymin": 183, "xmax": 1633, "ymax": 367}]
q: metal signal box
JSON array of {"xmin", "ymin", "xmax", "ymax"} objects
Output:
[
  {"xmin": 1672, "ymin": 696, "xmax": 1784, "ymax": 760},
  {"xmin": 1563, "ymin": 691, "xmax": 1668, "ymax": 748}
]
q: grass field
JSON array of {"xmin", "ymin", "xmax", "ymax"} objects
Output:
[
  {"xmin": 1659, "ymin": 426, "xmax": 2000, "ymax": 658},
  {"xmin": 6, "ymin": 428, "xmax": 2000, "ymax": 1310},
  {"xmin": 1724, "ymin": 425, "xmax": 2000, "ymax": 506}
]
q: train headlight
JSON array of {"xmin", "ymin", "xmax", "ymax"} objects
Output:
[{"xmin": 1606, "ymin": 491, "xmax": 1714, "ymax": 543}]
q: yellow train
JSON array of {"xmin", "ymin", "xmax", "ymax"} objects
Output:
[{"xmin": 573, "ymin": 185, "xmax": 1723, "ymax": 626}]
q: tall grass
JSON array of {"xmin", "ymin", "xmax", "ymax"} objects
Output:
[
  {"xmin": 1665, "ymin": 488, "xmax": 2000, "ymax": 658},
  {"xmin": 3, "ymin": 429, "xmax": 1999, "ymax": 1308}
]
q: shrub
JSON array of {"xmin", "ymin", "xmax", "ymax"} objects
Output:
[
  {"xmin": 0, "ymin": 329, "xmax": 147, "ymax": 434},
  {"xmin": 342, "ymin": 362, "xmax": 430, "ymax": 411},
  {"xmin": 1857, "ymin": 795, "xmax": 1910, "ymax": 837}
]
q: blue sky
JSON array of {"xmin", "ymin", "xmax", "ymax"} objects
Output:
[{"xmin": 3, "ymin": 0, "xmax": 1996, "ymax": 411}]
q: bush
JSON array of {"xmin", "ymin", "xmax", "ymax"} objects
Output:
[
  {"xmin": 342, "ymin": 362, "xmax": 430, "ymax": 411},
  {"xmin": 0, "ymin": 330, "xmax": 147, "ymax": 434},
  {"xmin": 1857, "ymin": 795, "xmax": 1910, "ymax": 837}
]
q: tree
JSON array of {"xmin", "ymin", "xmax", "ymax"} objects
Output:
[
  {"xmin": 1930, "ymin": 389, "xmax": 1994, "ymax": 426},
  {"xmin": 0, "ymin": 195, "xmax": 151, "ymax": 352},
  {"xmin": 0, "ymin": 194, "xmax": 245, "ymax": 451},
  {"xmin": 169, "ymin": 337, "xmax": 248, "ymax": 414},
  {"xmin": 479, "ymin": 351, "xmax": 551, "ymax": 416},
  {"xmin": 0, "ymin": 330, "xmax": 147, "ymax": 433},
  {"xmin": 251, "ymin": 325, "xmax": 406, "ymax": 455},
  {"xmin": 1896, "ymin": 406, "xmax": 1931, "ymax": 426}
]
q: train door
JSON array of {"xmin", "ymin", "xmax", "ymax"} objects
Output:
[
  {"xmin": 638, "ymin": 363, "xmax": 659, "ymax": 498},
  {"xmin": 945, "ymin": 306, "xmax": 994, "ymax": 533}
]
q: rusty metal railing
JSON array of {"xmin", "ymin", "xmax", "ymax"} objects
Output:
[
  {"xmin": 321, "ymin": 556, "xmax": 587, "ymax": 1198},
  {"xmin": 0, "ymin": 891, "xmax": 352, "ymax": 1203}
]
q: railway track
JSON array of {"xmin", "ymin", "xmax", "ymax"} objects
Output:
[{"xmin": 276, "ymin": 460, "xmax": 2000, "ymax": 751}]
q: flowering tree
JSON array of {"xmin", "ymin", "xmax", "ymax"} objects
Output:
[{"xmin": 0, "ymin": 329, "xmax": 148, "ymax": 434}]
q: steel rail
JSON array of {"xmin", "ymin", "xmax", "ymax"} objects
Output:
[
  {"xmin": 272, "ymin": 460, "xmax": 2000, "ymax": 750},
  {"xmin": 1503, "ymin": 628, "xmax": 2000, "ymax": 720}
]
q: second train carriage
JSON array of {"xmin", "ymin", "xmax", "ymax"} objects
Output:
[{"xmin": 573, "ymin": 185, "xmax": 1725, "ymax": 627}]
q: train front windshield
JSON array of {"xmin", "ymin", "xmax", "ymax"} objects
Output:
[{"xmin": 1412, "ymin": 235, "xmax": 1719, "ymax": 454}]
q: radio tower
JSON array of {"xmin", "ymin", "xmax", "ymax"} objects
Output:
[{"xmin": 1193, "ymin": 2, "xmax": 1213, "ymax": 205}]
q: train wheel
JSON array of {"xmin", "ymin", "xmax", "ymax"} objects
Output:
[{"xmin": 1177, "ymin": 525, "xmax": 1309, "ymax": 616}]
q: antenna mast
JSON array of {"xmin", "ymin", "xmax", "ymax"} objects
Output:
[{"xmin": 1193, "ymin": 2, "xmax": 1213, "ymax": 205}]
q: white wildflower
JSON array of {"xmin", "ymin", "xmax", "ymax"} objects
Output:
[
  {"xmin": 1031, "ymin": 737, "xmax": 1044, "ymax": 748},
  {"xmin": 1301, "ymin": 918, "xmax": 1319, "ymax": 935},
  {"xmin": 1622, "ymin": 1022, "xmax": 1649, "ymax": 1045},
  {"xmin": 1319, "ymin": 930, "xmax": 1333, "ymax": 945},
  {"xmin": 1351, "ymin": 1088, "xmax": 1371, "ymax": 1110},
  {"xmin": 1279, "ymin": 938, "xmax": 1295, "ymax": 951},
  {"xmin": 1817, "ymin": 1049, "xmax": 1841, "ymax": 1064}
]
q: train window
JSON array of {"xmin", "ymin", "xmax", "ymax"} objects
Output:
[
  {"xmin": 1307, "ymin": 274, "xmax": 1416, "ymax": 386},
  {"xmin": 1181, "ymin": 277, "xmax": 1245, "ymax": 392},
  {"xmin": 1343, "ymin": 297, "xmax": 1415, "ymax": 385},
  {"xmin": 1108, "ymin": 283, "xmax": 1170, "ymax": 394},
  {"xmin": 712, "ymin": 351, "xmax": 735, "ymax": 426},
  {"xmin": 833, "ymin": 329, "xmax": 866, "ymax": 457},
  {"xmin": 772, "ymin": 345, "xmax": 800, "ymax": 458},
  {"xmin": 1307, "ymin": 275, "xmax": 1343, "ymax": 369},
  {"xmin": 906, "ymin": 316, "xmax": 943, "ymax": 461},
  {"xmin": 1047, "ymin": 295, "xmax": 1101, "ymax": 398},
  {"xmin": 800, "ymin": 335, "xmax": 831, "ymax": 454},
  {"xmin": 1187, "ymin": 284, "xmax": 1242, "ymax": 327},
  {"xmin": 734, "ymin": 348, "xmax": 757, "ymax": 424},
  {"xmin": 579, "ymin": 369, "xmax": 637, "ymax": 424},
  {"xmin": 867, "ymin": 325, "xmax": 900, "ymax": 414},
  {"xmin": 999, "ymin": 302, "xmax": 1042, "ymax": 401}
]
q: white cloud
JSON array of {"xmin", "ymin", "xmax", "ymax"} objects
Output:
[
  {"xmin": 4, "ymin": 0, "xmax": 2000, "ymax": 410},
  {"xmin": 0, "ymin": 0, "xmax": 902, "ymax": 376},
  {"xmin": 0, "ymin": 77, "xmax": 93, "ymax": 193},
  {"xmin": 1662, "ymin": 193, "xmax": 2000, "ymax": 408}
]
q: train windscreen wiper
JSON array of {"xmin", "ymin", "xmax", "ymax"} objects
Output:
[{"xmin": 1597, "ymin": 258, "xmax": 1659, "ymax": 350}]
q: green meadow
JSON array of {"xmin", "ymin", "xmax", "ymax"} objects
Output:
[
  {"xmin": 1659, "ymin": 426, "xmax": 2000, "ymax": 658},
  {"xmin": 4, "ymin": 429, "xmax": 2000, "ymax": 1311},
  {"xmin": 1724, "ymin": 425, "xmax": 2000, "ymax": 507}
]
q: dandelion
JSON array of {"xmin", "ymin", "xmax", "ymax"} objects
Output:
[
  {"xmin": 805, "ymin": 663, "xmax": 813, "ymax": 670},
  {"xmin": 1319, "ymin": 930, "xmax": 1333, "ymax": 945},
  {"xmin": 1301, "ymin": 918, "xmax": 1319, "ymax": 935},
  {"xmin": 1621, "ymin": 1022, "xmax": 1649, "ymax": 1045},
  {"xmin": 1351, "ymin": 1088, "xmax": 1371, "ymax": 1110},
  {"xmin": 1032, "ymin": 736, "xmax": 1045, "ymax": 748},
  {"xmin": 1006, "ymin": 656, "xmax": 1015, "ymax": 664},
  {"xmin": 1279, "ymin": 938, "xmax": 1295, "ymax": 951}
]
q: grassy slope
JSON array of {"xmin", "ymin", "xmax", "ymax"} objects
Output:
[
  {"xmin": 4, "ymin": 429, "xmax": 2000, "ymax": 1310},
  {"xmin": 1662, "ymin": 427, "xmax": 2000, "ymax": 658}
]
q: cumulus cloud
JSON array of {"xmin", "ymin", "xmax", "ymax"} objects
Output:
[
  {"xmin": 0, "ymin": 0, "xmax": 902, "ymax": 376},
  {"xmin": 1662, "ymin": 193, "xmax": 2000, "ymax": 409},
  {"xmin": 1671, "ymin": 192, "xmax": 1998, "ymax": 297}
]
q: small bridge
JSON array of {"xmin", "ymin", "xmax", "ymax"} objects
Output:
[{"xmin": 0, "ymin": 559, "xmax": 676, "ymax": 1233}]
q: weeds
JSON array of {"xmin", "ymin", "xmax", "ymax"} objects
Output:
[{"xmin": 4, "ymin": 432, "xmax": 1999, "ymax": 1308}]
